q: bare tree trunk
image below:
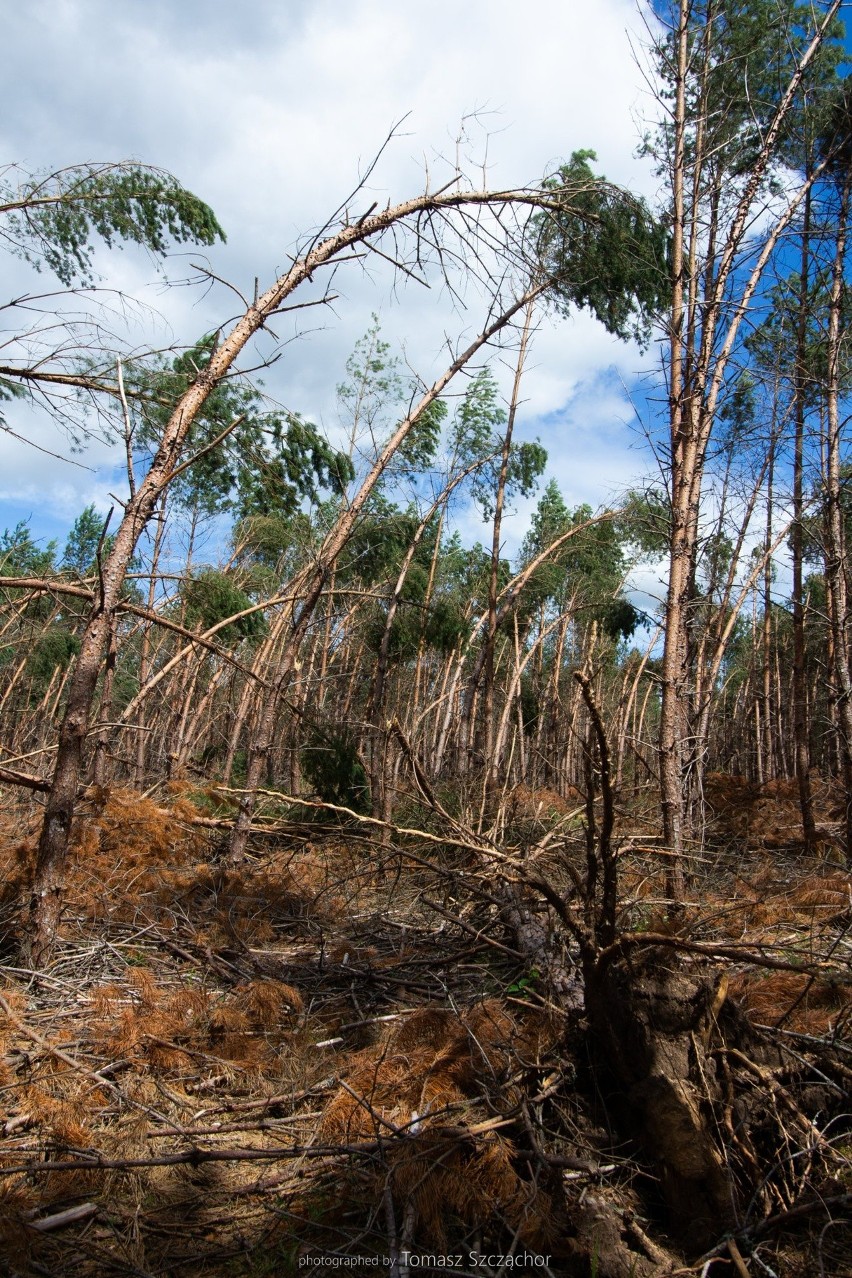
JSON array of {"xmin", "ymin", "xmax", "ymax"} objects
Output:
[
  {"xmin": 777, "ymin": 640, "xmax": 790, "ymax": 777},
  {"xmin": 223, "ymin": 674, "xmax": 256, "ymax": 786},
  {"xmin": 763, "ymin": 428, "xmax": 776, "ymax": 782},
  {"xmin": 658, "ymin": 0, "xmax": 690, "ymax": 901},
  {"xmin": 369, "ymin": 466, "xmax": 479, "ymax": 823},
  {"xmin": 824, "ymin": 167, "xmax": 852, "ymax": 862},
  {"xmin": 31, "ymin": 569, "xmax": 135, "ymax": 962},
  {"xmin": 178, "ymin": 660, "xmax": 228, "ymax": 772},
  {"xmin": 480, "ymin": 300, "xmax": 535, "ymax": 778},
  {"xmin": 433, "ymin": 644, "xmax": 465, "ymax": 773},
  {"xmin": 792, "ymin": 186, "xmax": 818, "ymax": 854},
  {"xmin": 656, "ymin": 0, "xmax": 839, "ymax": 901},
  {"xmin": 412, "ymin": 510, "xmax": 444, "ymax": 717},
  {"xmin": 135, "ymin": 500, "xmax": 166, "ymax": 787},
  {"xmin": 316, "ymin": 567, "xmax": 336, "ymax": 712},
  {"xmin": 89, "ymin": 619, "xmax": 117, "ymax": 787},
  {"xmin": 493, "ymin": 612, "xmax": 559, "ymax": 777},
  {"xmin": 30, "ymin": 188, "xmax": 545, "ymax": 961},
  {"xmin": 542, "ymin": 612, "xmax": 569, "ymax": 791},
  {"xmin": 168, "ymin": 661, "xmax": 203, "ymax": 778},
  {"xmin": 615, "ymin": 632, "xmax": 659, "ymax": 792}
]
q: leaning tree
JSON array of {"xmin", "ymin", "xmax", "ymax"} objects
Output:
[{"xmin": 7, "ymin": 150, "xmax": 666, "ymax": 961}]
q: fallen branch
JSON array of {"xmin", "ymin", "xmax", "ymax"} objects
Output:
[
  {"xmin": 29, "ymin": 1202, "xmax": 99, "ymax": 1232},
  {"xmin": 595, "ymin": 930, "xmax": 848, "ymax": 978},
  {"xmin": 0, "ymin": 763, "xmax": 50, "ymax": 791},
  {"xmin": 0, "ymin": 1139, "xmax": 387, "ymax": 1177},
  {"xmin": 0, "ymin": 988, "xmax": 120, "ymax": 1093}
]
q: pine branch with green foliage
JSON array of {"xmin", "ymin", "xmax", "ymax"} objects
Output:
[{"xmin": 0, "ymin": 161, "xmax": 224, "ymax": 286}]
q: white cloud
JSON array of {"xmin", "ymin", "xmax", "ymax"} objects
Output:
[
  {"xmin": 0, "ymin": 403, "xmax": 121, "ymax": 520},
  {"xmin": 1, "ymin": 0, "xmax": 666, "ymax": 543}
]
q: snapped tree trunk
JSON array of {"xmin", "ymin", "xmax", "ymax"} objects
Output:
[{"xmin": 228, "ymin": 287, "xmax": 543, "ymax": 861}]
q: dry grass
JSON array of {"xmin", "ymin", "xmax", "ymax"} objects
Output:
[
  {"xmin": 727, "ymin": 968, "xmax": 850, "ymax": 1034},
  {"xmin": 321, "ymin": 1001, "xmax": 559, "ymax": 1249},
  {"xmin": 704, "ymin": 771, "xmax": 845, "ymax": 854},
  {"xmin": 0, "ymin": 784, "xmax": 569, "ymax": 1272}
]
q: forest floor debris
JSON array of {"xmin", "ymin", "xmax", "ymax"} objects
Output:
[{"xmin": 0, "ymin": 779, "xmax": 850, "ymax": 1276}]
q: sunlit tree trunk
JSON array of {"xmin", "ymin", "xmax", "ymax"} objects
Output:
[
  {"xmin": 824, "ymin": 165, "xmax": 852, "ymax": 861},
  {"xmin": 480, "ymin": 301, "xmax": 535, "ymax": 779},
  {"xmin": 791, "ymin": 186, "xmax": 819, "ymax": 852},
  {"xmin": 658, "ymin": 0, "xmax": 690, "ymax": 898},
  {"xmin": 762, "ymin": 422, "xmax": 777, "ymax": 782},
  {"xmin": 31, "ymin": 187, "xmax": 541, "ymax": 960},
  {"xmin": 656, "ymin": 0, "xmax": 839, "ymax": 896},
  {"xmin": 89, "ymin": 620, "xmax": 117, "ymax": 788}
]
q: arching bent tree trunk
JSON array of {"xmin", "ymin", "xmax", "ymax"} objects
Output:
[{"xmin": 26, "ymin": 185, "xmax": 564, "ymax": 966}]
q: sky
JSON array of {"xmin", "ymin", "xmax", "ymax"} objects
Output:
[{"xmin": 0, "ymin": 0, "xmax": 668, "ymax": 605}]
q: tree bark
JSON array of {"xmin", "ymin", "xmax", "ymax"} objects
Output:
[
  {"xmin": 792, "ymin": 187, "xmax": 818, "ymax": 853},
  {"xmin": 656, "ymin": 1, "xmax": 839, "ymax": 894},
  {"xmin": 658, "ymin": 0, "xmax": 690, "ymax": 900},
  {"xmin": 823, "ymin": 166, "xmax": 852, "ymax": 862}
]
